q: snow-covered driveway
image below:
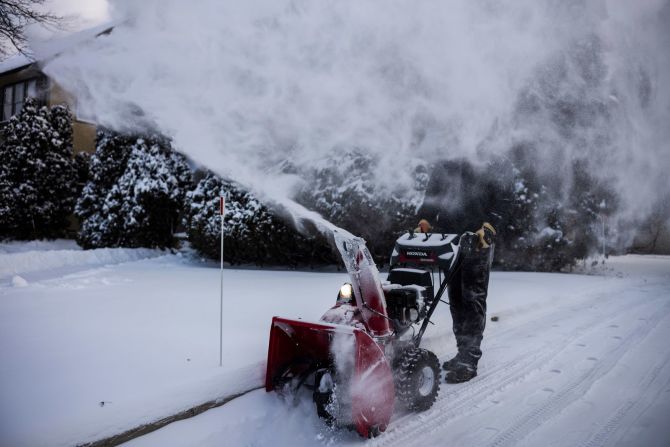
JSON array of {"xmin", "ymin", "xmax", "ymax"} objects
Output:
[
  {"xmin": 0, "ymin": 242, "xmax": 345, "ymax": 447},
  {"xmin": 0, "ymin": 242, "xmax": 668, "ymax": 447},
  {"xmin": 126, "ymin": 257, "xmax": 670, "ymax": 447}
]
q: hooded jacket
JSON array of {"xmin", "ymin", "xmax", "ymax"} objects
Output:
[{"xmin": 418, "ymin": 158, "xmax": 512, "ymax": 236}]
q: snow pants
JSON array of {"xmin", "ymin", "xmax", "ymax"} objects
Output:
[{"xmin": 448, "ymin": 244, "xmax": 494, "ymax": 367}]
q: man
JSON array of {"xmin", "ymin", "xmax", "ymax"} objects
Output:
[{"xmin": 417, "ymin": 158, "xmax": 509, "ymax": 383}]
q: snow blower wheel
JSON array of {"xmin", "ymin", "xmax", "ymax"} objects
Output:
[
  {"xmin": 394, "ymin": 348, "xmax": 440, "ymax": 411},
  {"xmin": 313, "ymin": 369, "xmax": 339, "ymax": 424},
  {"xmin": 367, "ymin": 425, "xmax": 382, "ymax": 439}
]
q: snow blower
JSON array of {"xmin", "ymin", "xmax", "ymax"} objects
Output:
[{"xmin": 265, "ymin": 229, "xmax": 467, "ymax": 437}]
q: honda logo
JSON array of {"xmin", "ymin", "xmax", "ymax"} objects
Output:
[{"xmin": 405, "ymin": 250, "xmax": 429, "ymax": 257}]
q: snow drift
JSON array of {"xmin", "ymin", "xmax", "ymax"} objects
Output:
[{"xmin": 0, "ymin": 240, "xmax": 163, "ymax": 280}]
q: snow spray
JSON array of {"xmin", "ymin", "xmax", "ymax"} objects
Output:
[
  {"xmin": 43, "ymin": 0, "xmax": 670, "ymax": 237},
  {"xmin": 328, "ymin": 331, "xmax": 355, "ymax": 423}
]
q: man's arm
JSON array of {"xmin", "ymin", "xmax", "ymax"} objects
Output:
[{"xmin": 476, "ymin": 179, "xmax": 513, "ymax": 248}]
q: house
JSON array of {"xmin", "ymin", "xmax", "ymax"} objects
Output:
[{"xmin": 0, "ymin": 23, "xmax": 114, "ymax": 154}]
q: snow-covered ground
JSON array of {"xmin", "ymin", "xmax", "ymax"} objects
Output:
[
  {"xmin": 1, "ymin": 242, "xmax": 669, "ymax": 447},
  {"xmin": 0, "ymin": 241, "xmax": 346, "ymax": 447}
]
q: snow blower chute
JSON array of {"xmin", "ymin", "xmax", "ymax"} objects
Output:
[{"xmin": 265, "ymin": 230, "xmax": 466, "ymax": 437}]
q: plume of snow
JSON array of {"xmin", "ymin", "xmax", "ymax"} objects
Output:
[{"xmin": 43, "ymin": 0, "xmax": 670, "ymax": 234}]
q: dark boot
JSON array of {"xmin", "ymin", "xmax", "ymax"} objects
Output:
[
  {"xmin": 445, "ymin": 361, "xmax": 477, "ymax": 383},
  {"xmin": 442, "ymin": 352, "xmax": 467, "ymax": 371}
]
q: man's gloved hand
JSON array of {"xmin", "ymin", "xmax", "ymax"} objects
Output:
[
  {"xmin": 475, "ymin": 222, "xmax": 496, "ymax": 249},
  {"xmin": 414, "ymin": 219, "xmax": 432, "ymax": 234}
]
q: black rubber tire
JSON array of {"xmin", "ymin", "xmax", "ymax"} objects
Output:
[
  {"xmin": 313, "ymin": 369, "xmax": 338, "ymax": 424},
  {"xmin": 367, "ymin": 425, "xmax": 382, "ymax": 438},
  {"xmin": 394, "ymin": 347, "xmax": 440, "ymax": 411},
  {"xmin": 314, "ymin": 391, "xmax": 335, "ymax": 423}
]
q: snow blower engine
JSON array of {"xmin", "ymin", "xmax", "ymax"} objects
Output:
[{"xmin": 265, "ymin": 230, "xmax": 464, "ymax": 438}]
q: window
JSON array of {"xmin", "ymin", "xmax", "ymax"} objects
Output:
[
  {"xmin": 1, "ymin": 78, "xmax": 43, "ymax": 122},
  {"xmin": 3, "ymin": 85, "xmax": 12, "ymax": 121}
]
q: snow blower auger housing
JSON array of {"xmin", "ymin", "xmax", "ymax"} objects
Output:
[{"xmin": 265, "ymin": 230, "xmax": 464, "ymax": 438}]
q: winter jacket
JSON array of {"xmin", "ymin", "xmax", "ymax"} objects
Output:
[{"xmin": 418, "ymin": 158, "xmax": 512, "ymax": 237}]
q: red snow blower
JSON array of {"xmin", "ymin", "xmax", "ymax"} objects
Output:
[{"xmin": 265, "ymin": 230, "xmax": 468, "ymax": 437}]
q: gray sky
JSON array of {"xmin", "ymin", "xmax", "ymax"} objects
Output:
[
  {"xmin": 28, "ymin": 0, "xmax": 110, "ymax": 39},
  {"xmin": 47, "ymin": 0, "xmax": 109, "ymax": 24}
]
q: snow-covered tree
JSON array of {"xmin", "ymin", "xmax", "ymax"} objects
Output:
[
  {"xmin": 0, "ymin": 98, "xmax": 78, "ymax": 240},
  {"xmin": 76, "ymin": 131, "xmax": 192, "ymax": 249},
  {"xmin": 485, "ymin": 146, "xmax": 558, "ymax": 271},
  {"xmin": 631, "ymin": 193, "xmax": 670, "ymax": 254},
  {"xmin": 296, "ymin": 150, "xmax": 427, "ymax": 263},
  {"xmin": 418, "ymin": 148, "xmax": 618, "ymax": 272},
  {"xmin": 183, "ymin": 172, "xmax": 334, "ymax": 266},
  {"xmin": 486, "ymin": 149, "xmax": 618, "ymax": 271},
  {"xmin": 76, "ymin": 132, "xmax": 136, "ymax": 248}
]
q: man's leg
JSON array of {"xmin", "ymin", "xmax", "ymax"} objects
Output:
[
  {"xmin": 443, "ymin": 265, "xmax": 465, "ymax": 370},
  {"xmin": 445, "ymin": 245, "xmax": 494, "ymax": 382}
]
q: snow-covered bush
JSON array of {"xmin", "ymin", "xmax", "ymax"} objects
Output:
[
  {"xmin": 417, "ymin": 150, "xmax": 617, "ymax": 272},
  {"xmin": 76, "ymin": 131, "xmax": 192, "ymax": 249},
  {"xmin": 183, "ymin": 172, "xmax": 334, "ymax": 266},
  {"xmin": 631, "ymin": 193, "xmax": 670, "ymax": 254},
  {"xmin": 488, "ymin": 151, "xmax": 616, "ymax": 272},
  {"xmin": 0, "ymin": 98, "xmax": 79, "ymax": 240},
  {"xmin": 491, "ymin": 34, "xmax": 620, "ymax": 270},
  {"xmin": 295, "ymin": 150, "xmax": 427, "ymax": 263}
]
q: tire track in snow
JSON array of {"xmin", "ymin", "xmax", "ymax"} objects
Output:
[
  {"xmin": 484, "ymin": 302, "xmax": 670, "ymax": 447},
  {"xmin": 373, "ymin": 297, "xmax": 644, "ymax": 446},
  {"xmin": 577, "ymin": 344, "xmax": 670, "ymax": 447},
  {"xmin": 370, "ymin": 289, "xmax": 659, "ymax": 447},
  {"xmin": 581, "ymin": 401, "xmax": 635, "ymax": 447}
]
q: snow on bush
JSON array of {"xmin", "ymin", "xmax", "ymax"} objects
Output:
[
  {"xmin": 416, "ymin": 151, "xmax": 617, "ymax": 272},
  {"xmin": 497, "ymin": 152, "xmax": 617, "ymax": 272},
  {"xmin": 295, "ymin": 150, "xmax": 427, "ymax": 263},
  {"xmin": 76, "ymin": 131, "xmax": 192, "ymax": 249},
  {"xmin": 0, "ymin": 99, "xmax": 79, "ymax": 240},
  {"xmin": 183, "ymin": 172, "xmax": 335, "ymax": 266}
]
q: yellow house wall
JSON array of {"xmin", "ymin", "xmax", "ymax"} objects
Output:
[{"xmin": 72, "ymin": 122, "xmax": 96, "ymax": 154}]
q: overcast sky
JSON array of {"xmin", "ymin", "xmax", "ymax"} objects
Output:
[
  {"xmin": 50, "ymin": 0, "xmax": 109, "ymax": 22},
  {"xmin": 28, "ymin": 0, "xmax": 110, "ymax": 39}
]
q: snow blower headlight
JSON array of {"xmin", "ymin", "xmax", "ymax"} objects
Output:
[{"xmin": 337, "ymin": 283, "xmax": 354, "ymax": 303}]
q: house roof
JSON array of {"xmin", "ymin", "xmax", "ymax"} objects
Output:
[
  {"xmin": 0, "ymin": 52, "xmax": 33, "ymax": 75},
  {"xmin": 0, "ymin": 22, "xmax": 115, "ymax": 76}
]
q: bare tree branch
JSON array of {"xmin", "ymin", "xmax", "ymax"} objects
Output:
[{"xmin": 0, "ymin": 0, "xmax": 61, "ymax": 59}]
